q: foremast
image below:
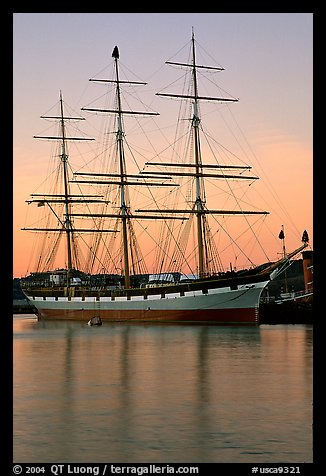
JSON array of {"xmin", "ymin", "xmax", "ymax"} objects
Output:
[
  {"xmin": 191, "ymin": 32, "xmax": 206, "ymax": 278},
  {"xmin": 141, "ymin": 30, "xmax": 269, "ymax": 278}
]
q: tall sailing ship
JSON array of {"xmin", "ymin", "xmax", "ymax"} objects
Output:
[{"xmin": 20, "ymin": 33, "xmax": 308, "ymax": 324}]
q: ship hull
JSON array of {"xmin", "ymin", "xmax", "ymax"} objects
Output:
[{"xmin": 25, "ymin": 281, "xmax": 268, "ymax": 325}]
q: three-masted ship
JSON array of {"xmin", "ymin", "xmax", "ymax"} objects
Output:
[{"xmin": 20, "ymin": 33, "xmax": 307, "ymax": 324}]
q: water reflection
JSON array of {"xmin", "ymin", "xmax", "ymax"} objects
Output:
[{"xmin": 13, "ymin": 316, "xmax": 312, "ymax": 463}]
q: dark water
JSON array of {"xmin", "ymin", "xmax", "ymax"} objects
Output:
[{"xmin": 13, "ymin": 315, "xmax": 313, "ymax": 463}]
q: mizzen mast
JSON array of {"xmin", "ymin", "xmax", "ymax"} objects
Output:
[
  {"xmin": 22, "ymin": 92, "xmax": 105, "ymax": 281},
  {"xmin": 59, "ymin": 92, "xmax": 73, "ymax": 274}
]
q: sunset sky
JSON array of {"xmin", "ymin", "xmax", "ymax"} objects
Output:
[{"xmin": 13, "ymin": 13, "xmax": 313, "ymax": 278}]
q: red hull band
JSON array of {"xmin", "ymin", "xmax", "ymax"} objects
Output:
[{"xmin": 36, "ymin": 307, "xmax": 259, "ymax": 324}]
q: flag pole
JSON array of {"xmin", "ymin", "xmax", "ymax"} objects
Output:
[{"xmin": 278, "ymin": 225, "xmax": 288, "ymax": 293}]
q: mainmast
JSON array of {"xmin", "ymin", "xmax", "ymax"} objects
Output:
[
  {"xmin": 112, "ymin": 45, "xmax": 131, "ymax": 289},
  {"xmin": 77, "ymin": 46, "xmax": 177, "ymax": 288}
]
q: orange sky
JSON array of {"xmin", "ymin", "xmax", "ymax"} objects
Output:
[
  {"xmin": 13, "ymin": 13, "xmax": 313, "ymax": 278},
  {"xmin": 13, "ymin": 128, "xmax": 313, "ymax": 277}
]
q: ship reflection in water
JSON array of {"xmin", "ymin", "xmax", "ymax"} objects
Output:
[{"xmin": 13, "ymin": 315, "xmax": 312, "ymax": 463}]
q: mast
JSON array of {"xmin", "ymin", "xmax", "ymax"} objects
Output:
[
  {"xmin": 79, "ymin": 46, "xmax": 168, "ymax": 287},
  {"xmin": 149, "ymin": 29, "xmax": 271, "ymax": 278},
  {"xmin": 59, "ymin": 91, "xmax": 73, "ymax": 279},
  {"xmin": 112, "ymin": 45, "xmax": 131, "ymax": 289},
  {"xmin": 22, "ymin": 93, "xmax": 113, "ymax": 277},
  {"xmin": 155, "ymin": 30, "xmax": 243, "ymax": 278},
  {"xmin": 191, "ymin": 30, "xmax": 205, "ymax": 277},
  {"xmin": 75, "ymin": 39, "xmax": 267, "ymax": 282}
]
